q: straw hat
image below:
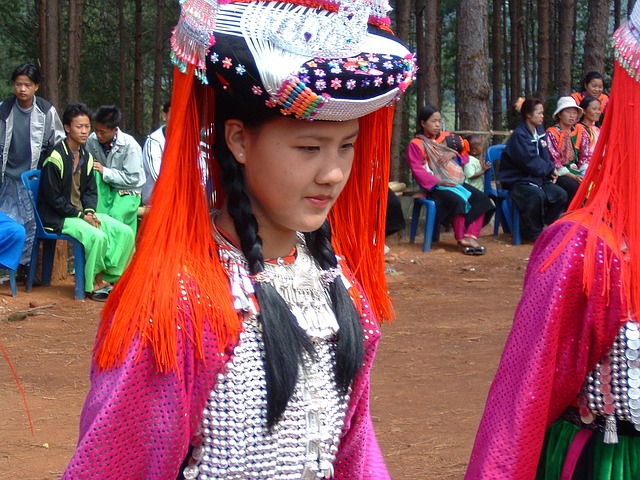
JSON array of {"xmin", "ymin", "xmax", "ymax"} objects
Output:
[{"xmin": 552, "ymin": 96, "xmax": 583, "ymax": 121}]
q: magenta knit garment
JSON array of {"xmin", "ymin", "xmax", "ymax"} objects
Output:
[
  {"xmin": 61, "ymin": 282, "xmax": 389, "ymax": 479},
  {"xmin": 465, "ymin": 220, "xmax": 626, "ymax": 479}
]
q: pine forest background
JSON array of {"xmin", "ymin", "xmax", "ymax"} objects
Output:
[{"xmin": 0, "ymin": 0, "xmax": 634, "ymax": 182}]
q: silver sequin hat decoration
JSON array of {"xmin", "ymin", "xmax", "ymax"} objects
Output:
[{"xmin": 171, "ymin": 0, "xmax": 416, "ymax": 121}]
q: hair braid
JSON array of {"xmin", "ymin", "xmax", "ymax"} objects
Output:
[
  {"xmin": 215, "ymin": 122, "xmax": 313, "ymax": 429},
  {"xmin": 305, "ymin": 222, "xmax": 364, "ymax": 393}
]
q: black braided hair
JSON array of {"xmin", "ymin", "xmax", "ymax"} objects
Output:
[
  {"xmin": 214, "ymin": 108, "xmax": 314, "ymax": 429},
  {"xmin": 304, "ymin": 222, "xmax": 364, "ymax": 393}
]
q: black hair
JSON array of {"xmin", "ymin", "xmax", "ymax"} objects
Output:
[
  {"xmin": 579, "ymin": 95, "xmax": 599, "ymax": 111},
  {"xmin": 417, "ymin": 105, "xmax": 440, "ymax": 133},
  {"xmin": 162, "ymin": 101, "xmax": 171, "ymax": 114},
  {"xmin": 93, "ymin": 105, "xmax": 122, "ymax": 129},
  {"xmin": 62, "ymin": 103, "xmax": 92, "ymax": 127},
  {"xmin": 520, "ymin": 98, "xmax": 543, "ymax": 123},
  {"xmin": 11, "ymin": 63, "xmax": 41, "ymax": 85},
  {"xmin": 581, "ymin": 71, "xmax": 604, "ymax": 91},
  {"xmin": 213, "ymin": 93, "xmax": 364, "ymax": 429}
]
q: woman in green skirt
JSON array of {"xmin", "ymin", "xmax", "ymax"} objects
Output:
[{"xmin": 465, "ymin": 6, "xmax": 640, "ymax": 479}]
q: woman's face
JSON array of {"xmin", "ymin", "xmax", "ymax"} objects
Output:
[
  {"xmin": 585, "ymin": 78, "xmax": 604, "ymax": 98},
  {"xmin": 226, "ymin": 116, "xmax": 359, "ymax": 246},
  {"xmin": 557, "ymin": 107, "xmax": 579, "ymax": 128},
  {"xmin": 527, "ymin": 104, "xmax": 545, "ymax": 127},
  {"xmin": 583, "ymin": 99, "xmax": 602, "ymax": 123},
  {"xmin": 420, "ymin": 111, "xmax": 442, "ymax": 138}
]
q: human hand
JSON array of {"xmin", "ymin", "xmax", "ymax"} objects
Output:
[
  {"xmin": 550, "ymin": 169, "xmax": 559, "ymax": 182},
  {"xmin": 571, "ymin": 173, "xmax": 583, "ymax": 183},
  {"xmin": 93, "ymin": 163, "xmax": 104, "ymax": 174},
  {"xmin": 84, "ymin": 212, "xmax": 101, "ymax": 228},
  {"xmin": 482, "ymin": 161, "xmax": 492, "ymax": 172}
]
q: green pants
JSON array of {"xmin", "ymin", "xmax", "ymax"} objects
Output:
[
  {"xmin": 62, "ymin": 213, "xmax": 134, "ymax": 292},
  {"xmin": 95, "ymin": 172, "xmax": 141, "ymax": 236}
]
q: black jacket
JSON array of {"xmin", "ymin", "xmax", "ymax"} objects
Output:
[
  {"xmin": 499, "ymin": 122, "xmax": 556, "ymax": 189},
  {"xmin": 38, "ymin": 139, "xmax": 98, "ymax": 233}
]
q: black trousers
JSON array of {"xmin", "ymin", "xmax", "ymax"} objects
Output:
[{"xmin": 509, "ymin": 182, "xmax": 567, "ymax": 242}]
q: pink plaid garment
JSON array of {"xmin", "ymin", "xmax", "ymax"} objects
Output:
[
  {"xmin": 465, "ymin": 219, "xmax": 627, "ymax": 479},
  {"xmin": 62, "ymin": 272, "xmax": 390, "ymax": 479}
]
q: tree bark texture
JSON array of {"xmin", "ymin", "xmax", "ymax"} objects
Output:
[
  {"xmin": 491, "ymin": 0, "xmax": 503, "ymax": 134},
  {"xmin": 119, "ymin": 0, "xmax": 128, "ymax": 130},
  {"xmin": 66, "ymin": 0, "xmax": 83, "ymax": 104},
  {"xmin": 390, "ymin": 0, "xmax": 412, "ymax": 181},
  {"xmin": 508, "ymin": 0, "xmax": 523, "ymax": 126},
  {"xmin": 417, "ymin": 0, "xmax": 441, "ymax": 109},
  {"xmin": 133, "ymin": 0, "xmax": 143, "ymax": 138},
  {"xmin": 457, "ymin": 0, "xmax": 490, "ymax": 133},
  {"xmin": 556, "ymin": 0, "xmax": 576, "ymax": 95},
  {"xmin": 536, "ymin": 0, "xmax": 551, "ymax": 101},
  {"xmin": 151, "ymin": 0, "xmax": 167, "ymax": 131},
  {"xmin": 584, "ymin": 0, "xmax": 611, "ymax": 75}
]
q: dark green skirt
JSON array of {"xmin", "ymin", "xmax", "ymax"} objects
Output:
[{"xmin": 536, "ymin": 418, "xmax": 640, "ymax": 480}]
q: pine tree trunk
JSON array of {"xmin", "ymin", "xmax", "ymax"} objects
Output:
[
  {"xmin": 66, "ymin": 0, "xmax": 83, "ymax": 104},
  {"xmin": 457, "ymin": 0, "xmax": 490, "ymax": 133},
  {"xmin": 557, "ymin": 0, "xmax": 576, "ymax": 95},
  {"xmin": 491, "ymin": 0, "xmax": 503, "ymax": 135},
  {"xmin": 584, "ymin": 0, "xmax": 611, "ymax": 75},
  {"xmin": 416, "ymin": 0, "xmax": 441, "ymax": 109},
  {"xmin": 119, "ymin": 0, "xmax": 127, "ymax": 130},
  {"xmin": 133, "ymin": 0, "xmax": 143, "ymax": 138},
  {"xmin": 151, "ymin": 0, "xmax": 167, "ymax": 131},
  {"xmin": 390, "ymin": 0, "xmax": 411, "ymax": 182},
  {"xmin": 508, "ymin": 0, "xmax": 523, "ymax": 126},
  {"xmin": 536, "ymin": 0, "xmax": 550, "ymax": 101}
]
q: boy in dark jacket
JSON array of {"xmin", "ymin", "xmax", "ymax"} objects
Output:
[{"xmin": 38, "ymin": 103, "xmax": 134, "ymax": 301}]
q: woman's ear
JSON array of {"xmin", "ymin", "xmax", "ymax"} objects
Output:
[{"xmin": 225, "ymin": 119, "xmax": 247, "ymax": 164}]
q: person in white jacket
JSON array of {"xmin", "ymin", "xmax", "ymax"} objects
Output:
[
  {"xmin": 0, "ymin": 62, "xmax": 64, "ymax": 264},
  {"xmin": 85, "ymin": 105, "xmax": 145, "ymax": 235},
  {"xmin": 141, "ymin": 101, "xmax": 170, "ymax": 207}
]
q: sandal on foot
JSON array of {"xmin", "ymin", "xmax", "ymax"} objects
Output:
[
  {"xmin": 473, "ymin": 245, "xmax": 487, "ymax": 255},
  {"xmin": 458, "ymin": 242, "xmax": 476, "ymax": 255},
  {"xmin": 89, "ymin": 285, "xmax": 112, "ymax": 302}
]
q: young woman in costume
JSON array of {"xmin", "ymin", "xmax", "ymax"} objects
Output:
[
  {"xmin": 61, "ymin": 1, "xmax": 415, "ymax": 479},
  {"xmin": 466, "ymin": 7, "xmax": 640, "ymax": 479},
  {"xmin": 571, "ymin": 71, "xmax": 609, "ymax": 120},
  {"xmin": 406, "ymin": 105, "xmax": 495, "ymax": 255},
  {"xmin": 579, "ymin": 95, "xmax": 602, "ymax": 156}
]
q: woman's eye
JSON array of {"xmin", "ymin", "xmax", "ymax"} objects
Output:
[
  {"xmin": 340, "ymin": 143, "xmax": 355, "ymax": 150},
  {"xmin": 299, "ymin": 146, "xmax": 320, "ymax": 152}
]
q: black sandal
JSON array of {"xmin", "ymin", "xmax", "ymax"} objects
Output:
[
  {"xmin": 473, "ymin": 245, "xmax": 487, "ymax": 255},
  {"xmin": 458, "ymin": 242, "xmax": 476, "ymax": 255}
]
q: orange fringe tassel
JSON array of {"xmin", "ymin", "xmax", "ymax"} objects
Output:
[
  {"xmin": 94, "ymin": 66, "xmax": 395, "ymax": 371},
  {"xmin": 543, "ymin": 61, "xmax": 640, "ymax": 321}
]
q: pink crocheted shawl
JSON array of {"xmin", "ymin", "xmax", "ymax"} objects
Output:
[
  {"xmin": 465, "ymin": 219, "xmax": 627, "ymax": 479},
  {"xmin": 62, "ymin": 286, "xmax": 389, "ymax": 479}
]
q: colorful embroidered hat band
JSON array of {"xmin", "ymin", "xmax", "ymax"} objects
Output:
[{"xmin": 171, "ymin": 0, "xmax": 416, "ymax": 121}]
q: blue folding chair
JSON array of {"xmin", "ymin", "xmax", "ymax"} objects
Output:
[
  {"xmin": 409, "ymin": 195, "xmax": 440, "ymax": 252},
  {"xmin": 21, "ymin": 170, "xmax": 86, "ymax": 300},
  {"xmin": 484, "ymin": 144, "xmax": 521, "ymax": 246}
]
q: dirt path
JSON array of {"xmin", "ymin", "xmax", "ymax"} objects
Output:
[{"xmin": 0, "ymin": 228, "xmax": 532, "ymax": 479}]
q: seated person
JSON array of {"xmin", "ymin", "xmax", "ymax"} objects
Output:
[
  {"xmin": 37, "ymin": 103, "xmax": 135, "ymax": 301},
  {"xmin": 86, "ymin": 105, "xmax": 145, "ymax": 235},
  {"xmin": 407, "ymin": 106, "xmax": 495, "ymax": 255},
  {"xmin": 141, "ymin": 101, "xmax": 170, "ymax": 211},
  {"xmin": 0, "ymin": 212, "xmax": 26, "ymax": 273},
  {"xmin": 546, "ymin": 96, "xmax": 591, "ymax": 205},
  {"xmin": 570, "ymin": 71, "xmax": 609, "ymax": 119},
  {"xmin": 463, "ymin": 135, "xmax": 490, "ymax": 192},
  {"xmin": 500, "ymin": 98, "xmax": 567, "ymax": 242}
]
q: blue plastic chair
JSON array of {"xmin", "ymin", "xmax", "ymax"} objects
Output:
[
  {"xmin": 484, "ymin": 144, "xmax": 521, "ymax": 246},
  {"xmin": 9, "ymin": 269, "xmax": 17, "ymax": 296},
  {"xmin": 409, "ymin": 196, "xmax": 440, "ymax": 252},
  {"xmin": 21, "ymin": 170, "xmax": 86, "ymax": 300}
]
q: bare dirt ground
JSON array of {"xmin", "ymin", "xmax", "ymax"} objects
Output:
[{"xmin": 0, "ymin": 227, "xmax": 532, "ymax": 480}]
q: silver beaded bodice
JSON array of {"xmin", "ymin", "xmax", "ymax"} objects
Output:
[
  {"xmin": 182, "ymin": 233, "xmax": 350, "ymax": 479},
  {"xmin": 577, "ymin": 319, "xmax": 640, "ymax": 443}
]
